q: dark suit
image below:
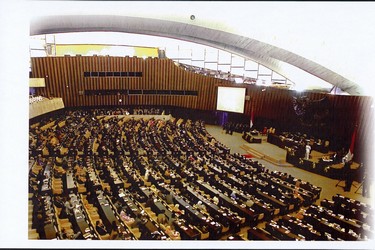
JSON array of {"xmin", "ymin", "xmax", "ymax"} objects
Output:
[
  {"xmin": 96, "ymin": 224, "xmax": 108, "ymax": 235},
  {"xmin": 343, "ymin": 161, "xmax": 353, "ymax": 192}
]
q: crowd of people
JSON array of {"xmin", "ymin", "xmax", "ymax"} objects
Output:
[
  {"xmin": 29, "ymin": 95, "xmax": 46, "ymax": 104},
  {"xmin": 268, "ymin": 131, "xmax": 330, "ymax": 156},
  {"xmin": 222, "ymin": 122, "xmax": 251, "ymax": 135},
  {"xmin": 28, "ymin": 108, "xmax": 371, "ymax": 241}
]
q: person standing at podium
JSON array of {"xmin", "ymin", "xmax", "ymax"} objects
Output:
[{"xmin": 305, "ymin": 144, "xmax": 311, "ymax": 160}]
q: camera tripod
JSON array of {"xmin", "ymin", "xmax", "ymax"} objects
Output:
[
  {"xmin": 335, "ymin": 179, "xmax": 359, "ymax": 191},
  {"xmin": 354, "ymin": 181, "xmax": 363, "ymax": 194},
  {"xmin": 354, "ymin": 176, "xmax": 366, "ymax": 195}
]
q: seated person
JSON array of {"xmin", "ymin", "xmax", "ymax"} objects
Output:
[
  {"xmin": 138, "ymin": 210, "xmax": 149, "ymax": 226},
  {"xmin": 60, "ymin": 228, "xmax": 82, "ymax": 240},
  {"xmin": 212, "ymin": 196, "xmax": 219, "ymax": 206},
  {"xmin": 164, "ymin": 169, "xmax": 171, "ymax": 178},
  {"xmin": 293, "ymin": 182, "xmax": 304, "ymax": 203},
  {"xmin": 295, "ymin": 208, "xmax": 305, "ymax": 220},
  {"xmin": 150, "ymin": 231, "xmax": 162, "ymax": 240},
  {"xmin": 95, "ymin": 220, "xmax": 108, "ymax": 235},
  {"xmin": 58, "ymin": 228, "xmax": 69, "ymax": 239},
  {"xmin": 157, "ymin": 190, "xmax": 166, "ymax": 200},
  {"xmin": 195, "ymin": 201, "xmax": 206, "ymax": 211},
  {"xmin": 245, "ymin": 196, "xmax": 255, "ymax": 207},
  {"xmin": 165, "ymin": 193, "xmax": 174, "ymax": 204},
  {"xmin": 64, "ymin": 199, "xmax": 74, "ymax": 215},
  {"xmin": 120, "ymin": 210, "xmax": 135, "ymax": 225},
  {"xmin": 145, "ymin": 195, "xmax": 154, "ymax": 207},
  {"xmin": 172, "ymin": 204, "xmax": 183, "ymax": 215},
  {"xmin": 321, "ymin": 155, "xmax": 333, "ymax": 162},
  {"xmin": 157, "ymin": 210, "xmax": 168, "ymax": 224},
  {"xmin": 150, "ymin": 184, "xmax": 158, "ymax": 193},
  {"xmin": 165, "ymin": 225, "xmax": 180, "ymax": 240},
  {"xmin": 110, "ymin": 221, "xmax": 119, "ymax": 240},
  {"xmin": 250, "ymin": 129, "xmax": 259, "ymax": 136},
  {"xmin": 54, "ymin": 196, "xmax": 65, "ymax": 209},
  {"xmin": 230, "ymin": 191, "xmax": 238, "ymax": 201},
  {"xmin": 103, "ymin": 187, "xmax": 111, "ymax": 196},
  {"xmin": 59, "ymin": 206, "xmax": 68, "ymax": 219}
]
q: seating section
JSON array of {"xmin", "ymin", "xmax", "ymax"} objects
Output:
[
  {"xmin": 258, "ymin": 195, "xmax": 374, "ymax": 241},
  {"xmin": 28, "ymin": 199, "xmax": 40, "ymax": 240},
  {"xmin": 28, "ymin": 108, "xmax": 373, "ymax": 241},
  {"xmin": 29, "ymin": 95, "xmax": 45, "ymax": 104},
  {"xmin": 267, "ymin": 131, "xmax": 363, "ymax": 181},
  {"xmin": 242, "ymin": 132, "xmax": 262, "ymax": 144},
  {"xmin": 267, "ymin": 131, "xmax": 329, "ymax": 154}
]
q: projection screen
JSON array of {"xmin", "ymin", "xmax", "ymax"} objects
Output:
[{"xmin": 216, "ymin": 86, "xmax": 246, "ymax": 113}]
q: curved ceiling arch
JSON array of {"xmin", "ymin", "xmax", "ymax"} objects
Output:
[{"xmin": 30, "ymin": 15, "xmax": 364, "ymax": 95}]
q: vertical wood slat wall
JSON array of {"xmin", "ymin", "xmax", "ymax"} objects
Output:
[
  {"xmin": 31, "ymin": 56, "xmax": 373, "ymax": 163},
  {"xmin": 31, "ymin": 56, "xmax": 372, "ymax": 126},
  {"xmin": 32, "ymin": 56, "xmax": 222, "ymax": 110}
]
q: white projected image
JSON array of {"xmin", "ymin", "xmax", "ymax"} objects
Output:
[{"xmin": 216, "ymin": 87, "xmax": 246, "ymax": 113}]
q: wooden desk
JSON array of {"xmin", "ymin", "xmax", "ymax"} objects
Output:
[
  {"xmin": 44, "ymin": 222, "xmax": 56, "ymax": 239},
  {"xmin": 185, "ymin": 186, "xmax": 242, "ymax": 232},
  {"xmin": 247, "ymin": 227, "xmax": 276, "ymax": 240},
  {"xmin": 173, "ymin": 219, "xmax": 201, "ymax": 240},
  {"xmin": 141, "ymin": 187, "xmax": 200, "ymax": 240},
  {"xmin": 171, "ymin": 190, "xmax": 222, "ymax": 238},
  {"xmin": 215, "ymin": 179, "xmax": 274, "ymax": 220},
  {"xmin": 118, "ymin": 190, "xmax": 165, "ymax": 238},
  {"xmin": 69, "ymin": 194, "xmax": 91, "ymax": 237},
  {"xmin": 96, "ymin": 191, "xmax": 117, "ymax": 230},
  {"xmin": 265, "ymin": 223, "xmax": 303, "ymax": 240},
  {"xmin": 308, "ymin": 205, "xmax": 362, "ymax": 239},
  {"xmin": 87, "ymin": 169, "xmax": 101, "ymax": 191},
  {"xmin": 226, "ymin": 234, "xmax": 245, "ymax": 240},
  {"xmin": 256, "ymin": 190, "xmax": 288, "ymax": 214},
  {"xmin": 66, "ymin": 170, "xmax": 77, "ymax": 194},
  {"xmin": 280, "ymin": 215, "xmax": 322, "ymax": 240},
  {"xmin": 196, "ymin": 180, "xmax": 259, "ymax": 225},
  {"xmin": 29, "ymin": 97, "xmax": 64, "ymax": 119},
  {"xmin": 263, "ymin": 174, "xmax": 315, "ymax": 205},
  {"xmin": 40, "ymin": 164, "xmax": 52, "ymax": 195}
]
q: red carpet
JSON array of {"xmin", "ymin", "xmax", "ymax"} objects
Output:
[{"xmin": 242, "ymin": 153, "xmax": 254, "ymax": 158}]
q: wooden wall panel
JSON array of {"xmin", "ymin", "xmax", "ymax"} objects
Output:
[{"xmin": 31, "ymin": 56, "xmax": 373, "ymax": 163}]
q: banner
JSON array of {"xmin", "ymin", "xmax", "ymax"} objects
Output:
[
  {"xmin": 250, "ymin": 108, "xmax": 254, "ymax": 129},
  {"xmin": 343, "ymin": 125, "xmax": 357, "ymax": 162}
]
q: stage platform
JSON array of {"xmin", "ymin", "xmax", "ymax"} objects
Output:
[
  {"xmin": 241, "ymin": 139, "xmax": 292, "ymax": 167},
  {"xmin": 205, "ymin": 125, "xmax": 372, "ymax": 206}
]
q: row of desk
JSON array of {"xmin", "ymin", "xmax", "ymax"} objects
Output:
[
  {"xmin": 154, "ymin": 182, "xmax": 221, "ymax": 239},
  {"xmin": 31, "ymin": 115, "xmax": 326, "ymax": 241},
  {"xmin": 66, "ymin": 170, "xmax": 77, "ymax": 194},
  {"xmin": 93, "ymin": 190, "xmax": 137, "ymax": 240},
  {"xmin": 69, "ymin": 193, "xmax": 94, "ymax": 239},
  {"xmin": 40, "ymin": 163, "xmax": 52, "ymax": 195},
  {"xmin": 216, "ymin": 178, "xmax": 274, "ymax": 219},
  {"xmin": 42, "ymin": 195, "xmax": 58, "ymax": 239},
  {"xmin": 185, "ymin": 185, "xmax": 242, "ymax": 233},
  {"xmin": 196, "ymin": 180, "xmax": 260, "ymax": 226},
  {"xmin": 224, "ymin": 173, "xmax": 289, "ymax": 215},
  {"xmin": 267, "ymin": 133, "xmax": 329, "ymax": 154},
  {"xmin": 138, "ymin": 186, "xmax": 199, "ymax": 240},
  {"xmin": 265, "ymin": 220, "xmax": 305, "ymax": 241}
]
